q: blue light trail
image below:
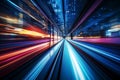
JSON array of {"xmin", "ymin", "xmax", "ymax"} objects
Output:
[{"xmin": 24, "ymin": 40, "xmax": 63, "ymax": 80}]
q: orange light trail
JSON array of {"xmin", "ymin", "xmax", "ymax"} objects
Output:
[
  {"xmin": 0, "ymin": 24, "xmax": 50, "ymax": 38},
  {"xmin": 0, "ymin": 42, "xmax": 50, "ymax": 76},
  {"xmin": 0, "ymin": 42, "xmax": 49, "ymax": 61}
]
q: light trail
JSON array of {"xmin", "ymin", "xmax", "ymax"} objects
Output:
[
  {"xmin": 0, "ymin": 16, "xmax": 23, "ymax": 24},
  {"xmin": 0, "ymin": 42, "xmax": 49, "ymax": 68},
  {"xmin": 69, "ymin": 40, "xmax": 120, "ymax": 72},
  {"xmin": 73, "ymin": 38, "xmax": 120, "ymax": 44},
  {"xmin": 7, "ymin": 0, "xmax": 46, "ymax": 27},
  {"xmin": 0, "ymin": 39, "xmax": 50, "ymax": 52},
  {"xmin": 69, "ymin": 40, "xmax": 120, "ymax": 62},
  {"xmin": 24, "ymin": 40, "xmax": 63, "ymax": 80},
  {"xmin": 61, "ymin": 40, "xmax": 94, "ymax": 80},
  {"xmin": 0, "ymin": 24, "xmax": 48, "ymax": 38},
  {"xmin": 30, "ymin": 0, "xmax": 53, "ymax": 24},
  {"xmin": 65, "ymin": 40, "xmax": 85, "ymax": 80}
]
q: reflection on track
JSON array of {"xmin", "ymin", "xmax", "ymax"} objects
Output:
[{"xmin": 61, "ymin": 40, "xmax": 94, "ymax": 80}]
